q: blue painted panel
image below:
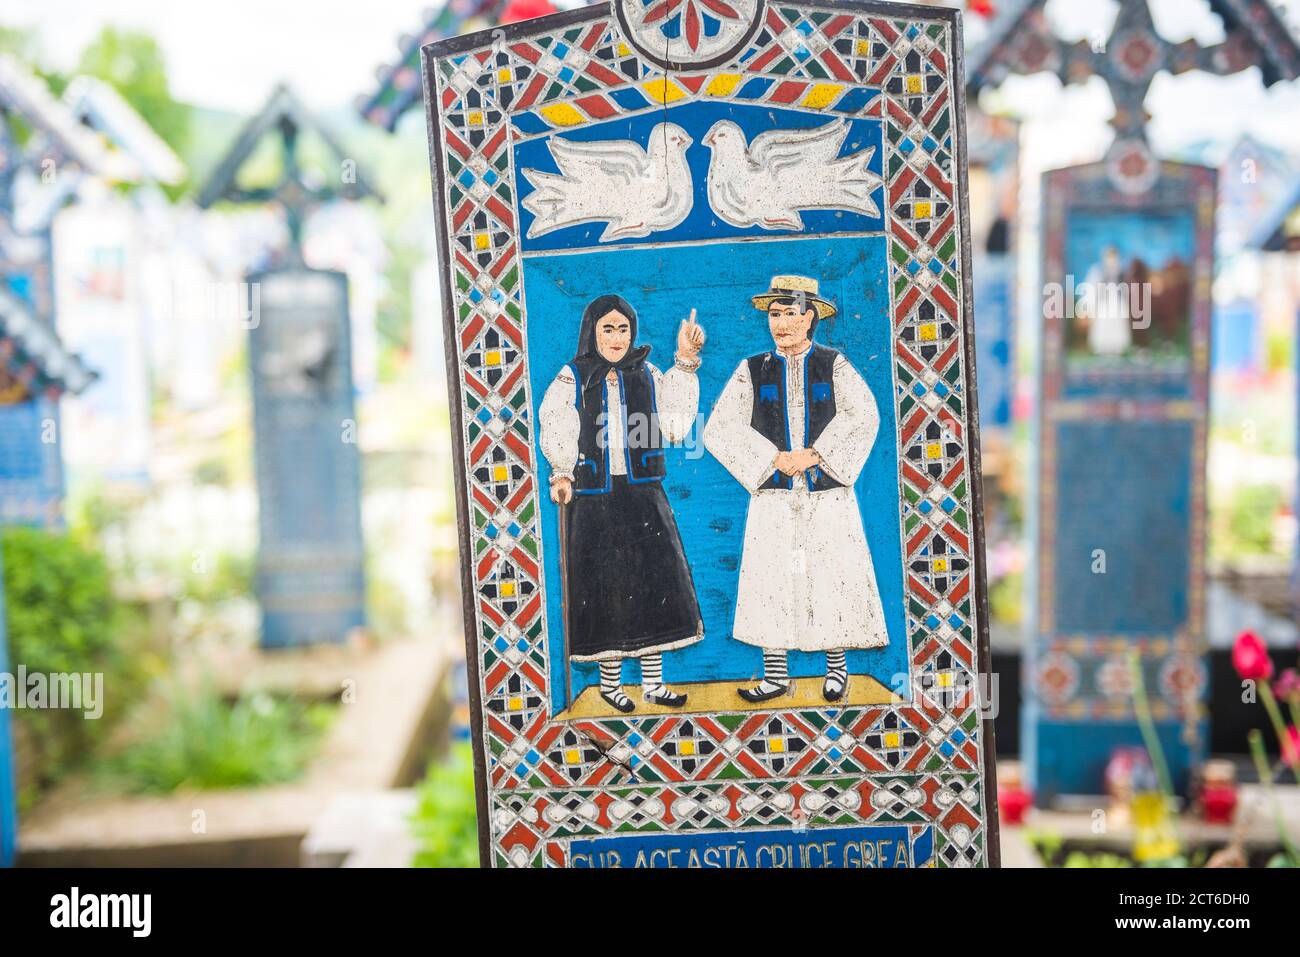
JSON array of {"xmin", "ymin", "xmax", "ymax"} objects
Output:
[
  {"xmin": 248, "ymin": 269, "xmax": 366, "ymax": 647},
  {"xmin": 973, "ymin": 253, "xmax": 1013, "ymax": 429},
  {"xmin": 0, "ymin": 402, "xmax": 43, "ymax": 483},
  {"xmin": 1060, "ymin": 209, "xmax": 1195, "ymax": 401},
  {"xmin": 524, "ymin": 235, "xmax": 910, "ymax": 712},
  {"xmin": 569, "ymin": 822, "xmax": 931, "ymax": 868},
  {"xmin": 0, "ymin": 543, "xmax": 13, "ymax": 867},
  {"xmin": 1023, "ymin": 714, "xmax": 1204, "ymax": 801},
  {"xmin": 1, "ymin": 258, "xmax": 64, "ymax": 529},
  {"xmin": 1052, "ymin": 421, "xmax": 1192, "ymax": 634},
  {"xmin": 1211, "ymin": 299, "xmax": 1259, "ymax": 374},
  {"xmin": 514, "ymin": 102, "xmax": 885, "ymax": 252},
  {"xmin": 0, "ymin": 397, "xmax": 64, "ymax": 527},
  {"xmin": 1028, "ymin": 165, "xmax": 1212, "ymax": 801}
]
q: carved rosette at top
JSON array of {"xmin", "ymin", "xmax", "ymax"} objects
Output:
[{"xmin": 615, "ymin": 0, "xmax": 766, "ymax": 72}]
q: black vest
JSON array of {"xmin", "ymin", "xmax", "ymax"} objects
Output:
[
  {"xmin": 570, "ymin": 362, "xmax": 666, "ymax": 494},
  {"xmin": 748, "ymin": 344, "xmax": 843, "ymax": 492}
]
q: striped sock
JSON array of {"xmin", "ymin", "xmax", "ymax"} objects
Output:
[
  {"xmin": 764, "ymin": 651, "xmax": 789, "ymax": 684},
  {"xmin": 599, "ymin": 659, "xmax": 633, "ymax": 710},
  {"xmin": 824, "ymin": 649, "xmax": 848, "ymax": 701},
  {"xmin": 739, "ymin": 650, "xmax": 791, "ymax": 699},
  {"xmin": 599, "ymin": 660, "xmax": 622, "ymax": 693},
  {"xmin": 641, "ymin": 654, "xmax": 664, "ymax": 689}
]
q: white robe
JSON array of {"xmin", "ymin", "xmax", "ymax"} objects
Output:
[
  {"xmin": 538, "ymin": 362, "xmax": 700, "ymax": 478},
  {"xmin": 703, "ymin": 348, "xmax": 889, "ymax": 652},
  {"xmin": 1084, "ymin": 260, "xmax": 1131, "ymax": 356}
]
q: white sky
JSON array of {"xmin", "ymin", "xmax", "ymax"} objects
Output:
[
  {"xmin": 7, "ymin": 0, "xmax": 1300, "ymax": 154},
  {"xmin": 8, "ymin": 0, "xmax": 450, "ymax": 113}
]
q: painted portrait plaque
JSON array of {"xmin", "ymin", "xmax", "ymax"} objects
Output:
[
  {"xmin": 422, "ymin": 0, "xmax": 997, "ymax": 867},
  {"xmin": 1027, "ymin": 159, "xmax": 1213, "ymax": 799}
]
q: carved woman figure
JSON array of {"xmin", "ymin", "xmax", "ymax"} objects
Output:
[{"xmin": 538, "ymin": 294, "xmax": 706, "ymax": 712}]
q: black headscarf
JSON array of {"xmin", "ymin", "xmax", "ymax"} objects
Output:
[{"xmin": 571, "ymin": 293, "xmax": 651, "ymax": 390}]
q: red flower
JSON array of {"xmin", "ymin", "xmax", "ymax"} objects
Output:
[
  {"xmin": 969, "ymin": 0, "xmax": 996, "ymax": 17},
  {"xmin": 500, "ymin": 0, "xmax": 557, "ymax": 24},
  {"xmin": 1232, "ymin": 630, "xmax": 1274, "ymax": 683},
  {"xmin": 1283, "ymin": 726, "xmax": 1300, "ymax": 769},
  {"xmin": 1276, "ymin": 667, "xmax": 1300, "ymax": 699}
]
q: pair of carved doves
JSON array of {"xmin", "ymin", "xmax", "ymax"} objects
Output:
[{"xmin": 520, "ymin": 119, "xmax": 881, "ymax": 241}]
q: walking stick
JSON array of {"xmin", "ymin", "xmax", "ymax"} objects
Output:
[{"xmin": 556, "ymin": 498, "xmax": 572, "ymax": 713}]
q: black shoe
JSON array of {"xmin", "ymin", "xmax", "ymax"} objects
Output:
[
  {"xmin": 600, "ymin": 689, "xmax": 636, "ymax": 713},
  {"xmin": 738, "ymin": 680, "xmax": 790, "ymax": 703},
  {"xmin": 823, "ymin": 670, "xmax": 848, "ymax": 702},
  {"xmin": 644, "ymin": 685, "xmax": 687, "ymax": 708}
]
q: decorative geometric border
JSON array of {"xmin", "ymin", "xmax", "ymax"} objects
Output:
[
  {"xmin": 422, "ymin": 0, "xmax": 998, "ymax": 867},
  {"xmin": 1033, "ymin": 160, "xmax": 1214, "ymax": 725}
]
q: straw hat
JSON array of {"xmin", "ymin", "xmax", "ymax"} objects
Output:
[{"xmin": 751, "ymin": 274, "xmax": 837, "ymax": 319}]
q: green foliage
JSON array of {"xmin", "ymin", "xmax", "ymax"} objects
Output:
[
  {"xmin": 192, "ymin": 456, "xmax": 231, "ymax": 487},
  {"xmin": 1213, "ymin": 483, "xmax": 1282, "ymax": 559},
  {"xmin": 1024, "ymin": 828, "xmax": 1063, "ymax": 866},
  {"xmin": 98, "ymin": 684, "xmax": 334, "ymax": 794},
  {"xmin": 365, "ymin": 570, "xmax": 408, "ymax": 642},
  {"xmin": 1, "ymin": 526, "xmax": 143, "ymax": 783},
  {"xmin": 1265, "ymin": 328, "xmax": 1293, "ymax": 375},
  {"xmin": 180, "ymin": 551, "xmax": 254, "ymax": 606},
  {"xmin": 378, "ymin": 243, "xmax": 421, "ymax": 356},
  {"xmin": 3, "ymin": 526, "xmax": 117, "ymax": 676},
  {"xmin": 988, "ymin": 570, "xmax": 1022, "ymax": 627},
  {"xmin": 70, "ymin": 488, "xmax": 133, "ymax": 542},
  {"xmin": 1063, "ymin": 851, "xmax": 1134, "ymax": 868},
  {"xmin": 411, "ymin": 742, "xmax": 480, "ymax": 868},
  {"xmin": 77, "ymin": 27, "xmax": 190, "ymax": 156}
]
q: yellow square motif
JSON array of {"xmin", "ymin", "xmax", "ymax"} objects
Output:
[
  {"xmin": 467, "ymin": 111, "xmax": 484, "ymax": 126},
  {"xmin": 883, "ymin": 731, "xmax": 901, "ymax": 748},
  {"xmin": 919, "ymin": 322, "xmax": 938, "ymax": 341},
  {"xmin": 905, "ymin": 75, "xmax": 923, "ymax": 94},
  {"xmin": 679, "ymin": 740, "xmax": 696, "ymax": 756},
  {"xmin": 497, "ymin": 68, "xmax": 512, "ymax": 82},
  {"xmin": 564, "ymin": 748, "xmax": 581, "ymax": 764},
  {"xmin": 768, "ymin": 738, "xmax": 786, "ymax": 754},
  {"xmin": 932, "ymin": 558, "xmax": 948, "ymax": 572},
  {"xmin": 485, "ymin": 349, "xmax": 502, "ymax": 365},
  {"xmin": 925, "ymin": 442, "xmax": 942, "ymax": 460},
  {"xmin": 914, "ymin": 201, "xmax": 932, "ymax": 218},
  {"xmin": 508, "ymin": 695, "xmax": 523, "ymax": 711},
  {"xmin": 493, "ymin": 464, "xmax": 508, "ymax": 481},
  {"xmin": 499, "ymin": 581, "xmax": 516, "ymax": 597},
  {"xmin": 856, "ymin": 39, "xmax": 871, "ymax": 55},
  {"xmin": 938, "ymin": 673, "xmax": 954, "ymax": 687},
  {"xmin": 474, "ymin": 233, "xmax": 490, "ymax": 250}
]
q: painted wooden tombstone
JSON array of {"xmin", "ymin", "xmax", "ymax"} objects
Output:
[
  {"xmin": 971, "ymin": 0, "xmax": 1300, "ymax": 801},
  {"xmin": 423, "ymin": 0, "xmax": 996, "ymax": 867},
  {"xmin": 247, "ymin": 267, "xmax": 366, "ymax": 647},
  {"xmin": 1029, "ymin": 158, "xmax": 1214, "ymax": 799},
  {"xmin": 197, "ymin": 86, "xmax": 377, "ymax": 648}
]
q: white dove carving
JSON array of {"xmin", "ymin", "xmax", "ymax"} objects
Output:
[
  {"xmin": 521, "ymin": 123, "xmax": 694, "ymax": 242},
  {"xmin": 701, "ymin": 119, "xmax": 883, "ymax": 231}
]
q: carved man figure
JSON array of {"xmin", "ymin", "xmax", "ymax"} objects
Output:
[{"xmin": 703, "ymin": 275, "xmax": 888, "ymax": 703}]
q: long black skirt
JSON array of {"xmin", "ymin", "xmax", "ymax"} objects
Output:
[{"xmin": 564, "ymin": 475, "xmax": 702, "ymax": 661}]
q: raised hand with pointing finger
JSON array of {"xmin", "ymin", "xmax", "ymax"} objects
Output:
[{"xmin": 676, "ymin": 308, "xmax": 705, "ymax": 369}]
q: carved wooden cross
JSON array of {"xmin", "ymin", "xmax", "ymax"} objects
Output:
[{"xmin": 968, "ymin": 0, "xmax": 1300, "ymax": 169}]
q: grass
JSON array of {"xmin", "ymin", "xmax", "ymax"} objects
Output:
[
  {"xmin": 411, "ymin": 742, "xmax": 480, "ymax": 868},
  {"xmin": 95, "ymin": 683, "xmax": 335, "ymax": 794}
]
